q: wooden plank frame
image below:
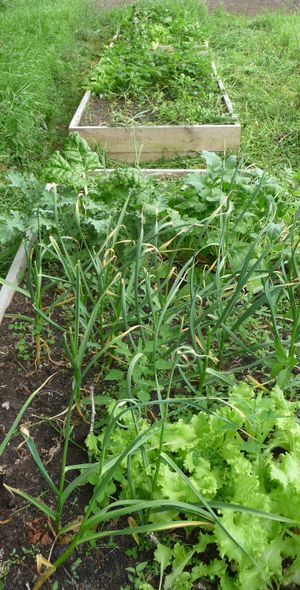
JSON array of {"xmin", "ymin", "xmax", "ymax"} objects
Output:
[
  {"xmin": 0, "ymin": 233, "xmax": 36, "ymax": 324},
  {"xmin": 70, "ymin": 49, "xmax": 241, "ymax": 163},
  {"xmin": 0, "ymin": 184, "xmax": 54, "ymax": 326},
  {"xmin": 93, "ymin": 168, "xmax": 206, "ymax": 177}
]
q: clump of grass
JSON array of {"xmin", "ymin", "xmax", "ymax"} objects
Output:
[
  {"xmin": 209, "ymin": 9, "xmax": 300, "ymax": 174},
  {"xmin": 0, "ymin": 0, "xmax": 121, "ymax": 171}
]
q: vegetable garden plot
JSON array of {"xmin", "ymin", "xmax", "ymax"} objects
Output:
[
  {"xmin": 1, "ymin": 135, "xmax": 300, "ymax": 589},
  {"xmin": 70, "ymin": 4, "xmax": 240, "ymax": 162}
]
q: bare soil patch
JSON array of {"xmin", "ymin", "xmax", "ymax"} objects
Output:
[{"xmin": 208, "ymin": 0, "xmax": 299, "ymax": 14}]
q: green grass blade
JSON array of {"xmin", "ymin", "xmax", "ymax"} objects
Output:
[
  {"xmin": 4, "ymin": 484, "xmax": 55, "ymax": 520},
  {"xmin": 0, "ymin": 373, "xmax": 58, "ymax": 458},
  {"xmin": 21, "ymin": 428, "xmax": 59, "ymax": 496}
]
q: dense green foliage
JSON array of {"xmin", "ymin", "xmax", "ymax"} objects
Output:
[
  {"xmin": 1, "ymin": 134, "xmax": 299, "ymax": 588},
  {"xmin": 87, "ymin": 3, "xmax": 231, "ymax": 125},
  {"xmin": 1, "ymin": 134, "xmax": 293, "ymax": 255}
]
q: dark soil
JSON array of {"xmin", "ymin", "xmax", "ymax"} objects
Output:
[
  {"xmin": 82, "ymin": 96, "xmax": 112, "ymax": 126},
  {"xmin": 208, "ymin": 0, "xmax": 300, "ymax": 14},
  {"xmin": 81, "ymin": 96, "xmax": 165, "ymax": 126},
  {"xmin": 0, "ymin": 294, "xmax": 138, "ymax": 590}
]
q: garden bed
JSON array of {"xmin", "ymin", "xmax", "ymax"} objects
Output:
[
  {"xmin": 0, "ymin": 292, "xmax": 299, "ymax": 590},
  {"xmin": 70, "ymin": 4, "xmax": 240, "ymax": 162},
  {"xmin": 69, "ymin": 90, "xmax": 241, "ymax": 163},
  {"xmin": 1, "ymin": 136, "xmax": 300, "ymax": 590},
  {"xmin": 70, "ymin": 75, "xmax": 240, "ymax": 163}
]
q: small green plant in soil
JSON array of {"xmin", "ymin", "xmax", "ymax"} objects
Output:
[
  {"xmin": 0, "ymin": 546, "xmax": 37, "ymax": 586},
  {"xmin": 87, "ymin": 2, "xmax": 231, "ymax": 126},
  {"xmin": 122, "ymin": 561, "xmax": 153, "ymax": 590},
  {"xmin": 8, "ymin": 321, "xmax": 32, "ymax": 361}
]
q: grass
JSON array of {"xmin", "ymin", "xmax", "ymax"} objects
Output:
[
  {"xmin": 0, "ymin": 0, "xmax": 123, "ymax": 272},
  {"xmin": 209, "ymin": 9, "xmax": 300, "ymax": 175},
  {"xmin": 0, "ymin": 0, "xmax": 121, "ymax": 172}
]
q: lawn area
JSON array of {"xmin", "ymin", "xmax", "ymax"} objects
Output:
[
  {"xmin": 209, "ymin": 8, "xmax": 300, "ymax": 174},
  {"xmin": 0, "ymin": 2, "xmax": 300, "ymax": 590},
  {"xmin": 0, "ymin": 0, "xmax": 122, "ymax": 271},
  {"xmin": 0, "ymin": 0, "xmax": 120, "ymax": 171}
]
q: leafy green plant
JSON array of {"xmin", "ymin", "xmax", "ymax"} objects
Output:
[
  {"xmin": 1, "ymin": 134, "xmax": 293, "ymax": 261},
  {"xmin": 88, "ymin": 383, "xmax": 300, "ymax": 590},
  {"xmin": 87, "ymin": 2, "xmax": 231, "ymax": 126},
  {"xmin": 0, "ymin": 187, "xmax": 287, "ymax": 587},
  {"xmin": 46, "ymin": 132, "xmax": 101, "ymax": 190},
  {"xmin": 123, "ymin": 561, "xmax": 152, "ymax": 589},
  {"xmin": 8, "ymin": 320, "xmax": 32, "ymax": 361},
  {"xmin": 0, "ymin": 546, "xmax": 38, "ymax": 586}
]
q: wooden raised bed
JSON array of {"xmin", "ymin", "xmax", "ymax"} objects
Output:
[{"xmin": 70, "ymin": 63, "xmax": 241, "ymax": 163}]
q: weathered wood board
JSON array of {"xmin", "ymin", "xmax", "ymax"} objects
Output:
[
  {"xmin": 0, "ymin": 233, "xmax": 36, "ymax": 324},
  {"xmin": 70, "ymin": 61, "xmax": 241, "ymax": 162},
  {"xmin": 93, "ymin": 168, "xmax": 206, "ymax": 177}
]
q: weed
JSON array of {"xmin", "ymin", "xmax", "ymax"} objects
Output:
[
  {"xmin": 0, "ymin": 546, "xmax": 37, "ymax": 585},
  {"xmin": 8, "ymin": 321, "xmax": 32, "ymax": 361},
  {"xmin": 87, "ymin": 2, "xmax": 231, "ymax": 126},
  {"xmin": 123, "ymin": 561, "xmax": 152, "ymax": 589},
  {"xmin": 71, "ymin": 557, "xmax": 83, "ymax": 580}
]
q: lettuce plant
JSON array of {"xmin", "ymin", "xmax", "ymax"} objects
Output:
[{"xmin": 87, "ymin": 383, "xmax": 300, "ymax": 590}]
